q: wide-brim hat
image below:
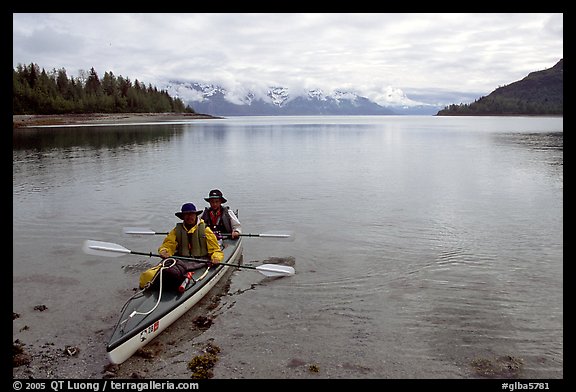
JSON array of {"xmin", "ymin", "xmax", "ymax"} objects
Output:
[
  {"xmin": 204, "ymin": 189, "xmax": 227, "ymax": 203},
  {"xmin": 175, "ymin": 203, "xmax": 202, "ymax": 219}
]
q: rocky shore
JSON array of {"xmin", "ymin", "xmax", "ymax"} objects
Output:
[{"xmin": 13, "ymin": 112, "xmax": 220, "ymax": 128}]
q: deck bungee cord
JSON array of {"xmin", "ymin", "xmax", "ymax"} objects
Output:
[{"xmin": 116, "ymin": 257, "xmax": 215, "ymax": 333}]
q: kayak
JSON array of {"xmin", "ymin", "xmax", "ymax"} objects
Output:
[{"xmin": 106, "ymin": 237, "xmax": 243, "ymax": 364}]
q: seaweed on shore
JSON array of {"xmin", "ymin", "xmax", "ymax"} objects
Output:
[
  {"xmin": 188, "ymin": 341, "xmax": 221, "ymax": 379},
  {"xmin": 471, "ymin": 355, "xmax": 524, "ymax": 378}
]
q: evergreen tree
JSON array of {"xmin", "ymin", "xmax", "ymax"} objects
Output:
[
  {"xmin": 85, "ymin": 67, "xmax": 102, "ymax": 96},
  {"xmin": 13, "ymin": 63, "xmax": 196, "ymax": 115}
]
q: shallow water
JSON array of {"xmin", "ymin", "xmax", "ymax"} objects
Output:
[{"xmin": 13, "ymin": 115, "xmax": 563, "ymax": 379}]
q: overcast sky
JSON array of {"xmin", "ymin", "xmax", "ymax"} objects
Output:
[{"xmin": 13, "ymin": 13, "xmax": 563, "ymax": 105}]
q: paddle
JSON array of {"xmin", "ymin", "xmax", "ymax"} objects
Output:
[
  {"xmin": 82, "ymin": 240, "xmax": 295, "ymax": 277},
  {"xmin": 123, "ymin": 227, "xmax": 294, "ymax": 240}
]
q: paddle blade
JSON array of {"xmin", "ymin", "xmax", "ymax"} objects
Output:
[
  {"xmin": 123, "ymin": 227, "xmax": 158, "ymax": 235},
  {"xmin": 255, "ymin": 264, "xmax": 295, "ymax": 277},
  {"xmin": 83, "ymin": 240, "xmax": 131, "ymax": 257},
  {"xmin": 256, "ymin": 231, "xmax": 295, "ymax": 241}
]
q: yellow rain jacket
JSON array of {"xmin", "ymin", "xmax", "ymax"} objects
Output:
[{"xmin": 158, "ymin": 219, "xmax": 224, "ymax": 262}]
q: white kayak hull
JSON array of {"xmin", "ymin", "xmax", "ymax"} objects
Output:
[{"xmin": 107, "ymin": 238, "xmax": 243, "ymax": 364}]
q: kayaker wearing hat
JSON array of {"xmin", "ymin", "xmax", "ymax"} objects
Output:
[
  {"xmin": 158, "ymin": 202, "xmax": 224, "ymax": 263},
  {"xmin": 200, "ymin": 189, "xmax": 242, "ymax": 240}
]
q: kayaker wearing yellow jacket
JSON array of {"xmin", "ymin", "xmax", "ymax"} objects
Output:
[{"xmin": 158, "ymin": 203, "xmax": 224, "ymax": 264}]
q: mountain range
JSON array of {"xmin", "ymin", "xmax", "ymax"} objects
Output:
[
  {"xmin": 164, "ymin": 59, "xmax": 562, "ymax": 117},
  {"xmin": 163, "ymin": 82, "xmax": 443, "ymax": 116}
]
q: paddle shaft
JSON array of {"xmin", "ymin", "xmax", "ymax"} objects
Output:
[
  {"xmin": 142, "ymin": 233, "xmax": 245, "ymax": 237},
  {"xmin": 134, "ymin": 232, "xmax": 285, "ymax": 238},
  {"xmin": 227, "ymin": 233, "xmax": 289, "ymax": 238},
  {"xmin": 130, "ymin": 250, "xmax": 265, "ymax": 271},
  {"xmin": 123, "ymin": 227, "xmax": 291, "ymax": 238}
]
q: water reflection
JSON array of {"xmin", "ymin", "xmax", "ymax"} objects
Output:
[
  {"xmin": 490, "ymin": 132, "xmax": 563, "ymax": 170},
  {"xmin": 491, "ymin": 132, "xmax": 563, "ymax": 152},
  {"xmin": 13, "ymin": 125, "xmax": 184, "ymax": 151},
  {"xmin": 181, "ymin": 123, "xmax": 228, "ymax": 142}
]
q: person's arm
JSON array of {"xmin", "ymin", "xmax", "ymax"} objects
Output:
[
  {"xmin": 200, "ymin": 208, "xmax": 209, "ymax": 224},
  {"xmin": 158, "ymin": 228, "xmax": 177, "ymax": 258},
  {"xmin": 205, "ymin": 227, "xmax": 224, "ymax": 262},
  {"xmin": 228, "ymin": 209, "xmax": 242, "ymax": 236}
]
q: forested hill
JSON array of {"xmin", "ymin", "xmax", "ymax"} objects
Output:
[
  {"xmin": 437, "ymin": 59, "xmax": 563, "ymax": 116},
  {"xmin": 13, "ymin": 63, "xmax": 195, "ymax": 115}
]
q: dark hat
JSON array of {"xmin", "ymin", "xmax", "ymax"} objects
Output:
[
  {"xmin": 175, "ymin": 203, "xmax": 202, "ymax": 219},
  {"xmin": 204, "ymin": 189, "xmax": 227, "ymax": 203}
]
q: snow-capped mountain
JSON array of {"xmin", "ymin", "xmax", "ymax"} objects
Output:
[{"xmin": 164, "ymin": 81, "xmax": 442, "ymax": 116}]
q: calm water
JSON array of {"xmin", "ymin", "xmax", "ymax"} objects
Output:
[{"xmin": 13, "ymin": 116, "xmax": 563, "ymax": 379}]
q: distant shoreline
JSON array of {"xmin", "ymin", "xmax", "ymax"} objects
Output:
[
  {"xmin": 13, "ymin": 112, "xmax": 221, "ymax": 128},
  {"xmin": 14, "ymin": 112, "xmax": 563, "ymax": 128}
]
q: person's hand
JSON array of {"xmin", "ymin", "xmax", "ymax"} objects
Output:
[
  {"xmin": 210, "ymin": 257, "xmax": 220, "ymax": 265},
  {"xmin": 159, "ymin": 249, "xmax": 170, "ymax": 259},
  {"xmin": 232, "ymin": 230, "xmax": 240, "ymax": 239}
]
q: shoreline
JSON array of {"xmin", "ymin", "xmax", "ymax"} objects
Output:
[{"xmin": 13, "ymin": 112, "xmax": 221, "ymax": 128}]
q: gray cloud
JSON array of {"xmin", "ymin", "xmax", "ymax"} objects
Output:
[{"xmin": 13, "ymin": 13, "xmax": 563, "ymax": 104}]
